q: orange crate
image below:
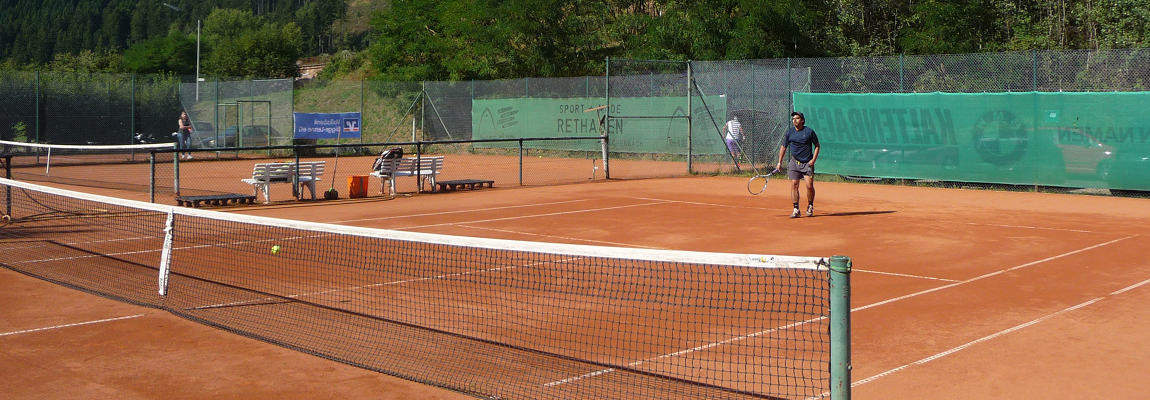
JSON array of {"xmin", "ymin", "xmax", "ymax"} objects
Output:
[{"xmin": 347, "ymin": 175, "xmax": 369, "ymax": 198}]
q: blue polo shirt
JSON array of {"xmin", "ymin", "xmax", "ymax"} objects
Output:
[{"xmin": 780, "ymin": 126, "xmax": 819, "ymax": 163}]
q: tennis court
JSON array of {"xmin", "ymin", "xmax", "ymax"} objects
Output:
[{"xmin": 3, "ymin": 160, "xmax": 1150, "ymax": 398}]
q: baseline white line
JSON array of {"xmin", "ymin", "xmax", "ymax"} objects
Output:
[
  {"xmin": 0, "ymin": 314, "xmax": 147, "ymax": 337},
  {"xmin": 397, "ymin": 201, "xmax": 671, "ymax": 230},
  {"xmin": 329, "ymin": 199, "xmax": 595, "ymax": 223}
]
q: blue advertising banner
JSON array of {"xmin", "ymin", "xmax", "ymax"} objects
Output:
[{"xmin": 293, "ymin": 112, "xmax": 362, "ymax": 139}]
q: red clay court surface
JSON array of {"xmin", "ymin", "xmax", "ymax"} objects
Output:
[{"xmin": 3, "ymin": 171, "xmax": 1150, "ymax": 399}]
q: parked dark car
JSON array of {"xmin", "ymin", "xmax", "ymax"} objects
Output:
[{"xmin": 202, "ymin": 125, "xmax": 283, "ymax": 148}]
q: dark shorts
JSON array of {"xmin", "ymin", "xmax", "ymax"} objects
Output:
[{"xmin": 788, "ymin": 158, "xmax": 814, "ymax": 180}]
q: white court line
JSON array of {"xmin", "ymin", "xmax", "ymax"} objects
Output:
[
  {"xmin": 854, "ymin": 269, "xmax": 961, "ymax": 283},
  {"xmin": 0, "ymin": 235, "xmax": 159, "ymax": 252},
  {"xmin": 853, "ymin": 235, "xmax": 1135, "ymax": 313},
  {"xmin": 460, "ymin": 225, "xmax": 668, "ymax": 250},
  {"xmin": 329, "ymin": 199, "xmax": 594, "ymax": 223},
  {"xmin": 829, "ymin": 276, "xmax": 1150, "ymax": 397},
  {"xmin": 11, "ymin": 230, "xmax": 332, "ymax": 267},
  {"xmin": 544, "ymin": 315, "xmax": 827, "ymax": 387},
  {"xmin": 964, "ymin": 222, "xmax": 1096, "ymax": 234},
  {"xmin": 396, "ymin": 201, "xmax": 671, "ymax": 230},
  {"xmin": 0, "ymin": 314, "xmax": 147, "ymax": 337},
  {"xmin": 546, "ymin": 234, "xmax": 1137, "ymax": 389},
  {"xmin": 630, "ymin": 196, "xmax": 753, "ymax": 209},
  {"xmin": 189, "ymin": 255, "xmax": 583, "ymax": 310}
]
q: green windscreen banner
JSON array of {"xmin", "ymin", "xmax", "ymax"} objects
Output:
[
  {"xmin": 473, "ymin": 96, "xmax": 728, "ymax": 154},
  {"xmin": 793, "ymin": 92, "xmax": 1150, "ymax": 191}
]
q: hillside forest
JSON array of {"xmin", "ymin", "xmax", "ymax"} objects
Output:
[{"xmin": 0, "ymin": 0, "xmax": 1148, "ymax": 80}]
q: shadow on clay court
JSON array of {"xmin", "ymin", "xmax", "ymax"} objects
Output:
[{"xmin": 812, "ymin": 210, "xmax": 897, "ymax": 218}]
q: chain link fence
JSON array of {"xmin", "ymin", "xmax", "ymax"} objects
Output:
[
  {"xmin": 4, "ymin": 48, "xmax": 1149, "ymax": 197},
  {"xmin": 0, "ymin": 71, "xmax": 183, "ymax": 145}
]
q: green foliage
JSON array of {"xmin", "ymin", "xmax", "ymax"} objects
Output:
[
  {"xmin": 204, "ymin": 9, "xmax": 302, "ymax": 78},
  {"xmin": 0, "ymin": 0, "xmax": 345, "ymax": 66},
  {"xmin": 46, "ymin": 50, "xmax": 124, "ymax": 73},
  {"xmin": 11, "ymin": 122, "xmax": 28, "ymax": 142},
  {"xmin": 122, "ymin": 30, "xmax": 197, "ymax": 74},
  {"xmin": 317, "ymin": 50, "xmax": 367, "ymax": 80}
]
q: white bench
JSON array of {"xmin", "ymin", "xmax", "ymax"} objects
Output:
[
  {"xmin": 369, "ymin": 156, "xmax": 443, "ymax": 196},
  {"xmin": 241, "ymin": 161, "xmax": 325, "ymax": 203}
]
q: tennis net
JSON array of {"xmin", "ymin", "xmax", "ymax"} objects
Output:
[
  {"xmin": 0, "ymin": 177, "xmax": 850, "ymax": 400},
  {"xmin": 0, "ymin": 140, "xmax": 175, "ymax": 193}
]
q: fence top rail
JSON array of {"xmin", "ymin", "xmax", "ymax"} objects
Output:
[
  {"xmin": 0, "ymin": 140, "xmax": 175, "ymax": 150},
  {"xmin": 148, "ymin": 136, "xmax": 608, "ymax": 154}
]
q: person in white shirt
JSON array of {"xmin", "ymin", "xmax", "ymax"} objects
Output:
[{"xmin": 723, "ymin": 116, "xmax": 743, "ymax": 159}]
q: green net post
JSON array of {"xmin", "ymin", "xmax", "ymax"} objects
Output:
[
  {"xmin": 830, "ymin": 255, "xmax": 852, "ymax": 400},
  {"xmin": 149, "ymin": 152, "xmax": 155, "ymax": 203},
  {"xmin": 4, "ymin": 155, "xmax": 10, "ymax": 218},
  {"xmin": 173, "ymin": 150, "xmax": 180, "ymax": 196}
]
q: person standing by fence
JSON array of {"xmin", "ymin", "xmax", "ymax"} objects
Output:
[
  {"xmin": 176, "ymin": 111, "xmax": 193, "ymax": 159},
  {"xmin": 723, "ymin": 116, "xmax": 744, "ymax": 159}
]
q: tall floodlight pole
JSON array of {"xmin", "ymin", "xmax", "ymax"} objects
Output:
[
  {"xmin": 164, "ymin": 4, "xmax": 201, "ymax": 100},
  {"xmin": 196, "ymin": 19, "xmax": 201, "ymax": 101}
]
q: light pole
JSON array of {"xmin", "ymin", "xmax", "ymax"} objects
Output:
[{"xmin": 163, "ymin": 3, "xmax": 201, "ymax": 100}]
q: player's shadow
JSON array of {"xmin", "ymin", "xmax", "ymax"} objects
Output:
[{"xmin": 815, "ymin": 210, "xmax": 896, "ymax": 217}]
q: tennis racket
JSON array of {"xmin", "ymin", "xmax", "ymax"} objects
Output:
[{"xmin": 747, "ymin": 168, "xmax": 780, "ymax": 195}]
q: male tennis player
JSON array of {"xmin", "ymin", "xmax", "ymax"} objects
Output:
[
  {"xmin": 776, "ymin": 112, "xmax": 820, "ymax": 218},
  {"xmin": 723, "ymin": 116, "xmax": 743, "ymax": 159}
]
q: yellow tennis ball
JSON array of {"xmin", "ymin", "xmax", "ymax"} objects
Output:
[{"xmin": 271, "ymin": 245, "xmax": 280, "ymax": 254}]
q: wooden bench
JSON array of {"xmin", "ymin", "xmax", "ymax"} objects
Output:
[
  {"xmin": 176, "ymin": 194, "xmax": 257, "ymax": 208},
  {"xmin": 436, "ymin": 179, "xmax": 494, "ymax": 192},
  {"xmin": 369, "ymin": 156, "xmax": 444, "ymax": 196},
  {"xmin": 241, "ymin": 161, "xmax": 325, "ymax": 203}
]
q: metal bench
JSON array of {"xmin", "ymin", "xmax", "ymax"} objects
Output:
[
  {"xmin": 241, "ymin": 161, "xmax": 325, "ymax": 203},
  {"xmin": 369, "ymin": 156, "xmax": 443, "ymax": 195}
]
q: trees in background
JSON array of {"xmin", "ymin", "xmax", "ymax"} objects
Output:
[
  {"xmin": 122, "ymin": 30, "xmax": 197, "ymax": 74},
  {"xmin": 367, "ymin": 0, "xmax": 1150, "ymax": 80},
  {"xmin": 0, "ymin": 0, "xmax": 345, "ymax": 76},
  {"xmin": 203, "ymin": 9, "xmax": 302, "ymax": 77},
  {"xmin": 1, "ymin": 0, "xmax": 1149, "ymax": 79}
]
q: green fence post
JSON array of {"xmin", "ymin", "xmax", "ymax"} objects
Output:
[
  {"xmin": 214, "ymin": 78, "xmax": 219, "ymax": 148},
  {"xmin": 149, "ymin": 151, "xmax": 155, "ymax": 203},
  {"xmin": 360, "ymin": 79, "xmax": 364, "ymax": 143},
  {"xmin": 604, "ymin": 56, "xmax": 611, "ymax": 180},
  {"xmin": 787, "ymin": 57, "xmax": 792, "ymax": 111},
  {"xmin": 1032, "ymin": 49, "xmax": 1039, "ymax": 91},
  {"xmin": 830, "ymin": 255, "xmax": 852, "ymax": 400},
  {"xmin": 35, "ymin": 70, "xmax": 40, "ymax": 143},
  {"xmin": 686, "ymin": 60, "xmax": 693, "ymax": 174},
  {"xmin": 899, "ymin": 54, "xmax": 905, "ymax": 93},
  {"xmin": 130, "ymin": 73, "xmax": 136, "ymax": 145}
]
